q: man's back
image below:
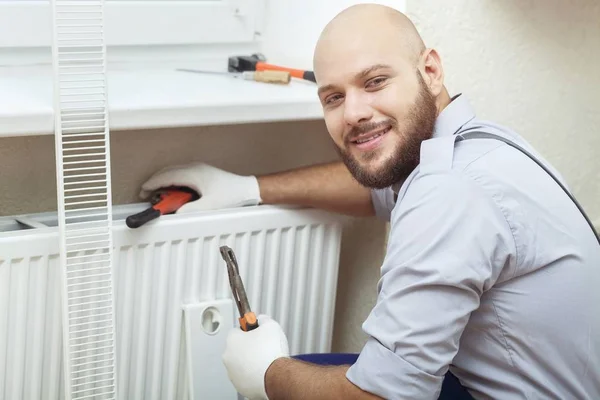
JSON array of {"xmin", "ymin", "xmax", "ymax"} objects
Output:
[{"xmin": 449, "ymin": 123, "xmax": 600, "ymax": 399}]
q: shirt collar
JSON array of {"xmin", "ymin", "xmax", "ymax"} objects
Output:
[
  {"xmin": 432, "ymin": 93, "xmax": 476, "ymax": 138},
  {"xmin": 391, "ymin": 94, "xmax": 476, "ymax": 196}
]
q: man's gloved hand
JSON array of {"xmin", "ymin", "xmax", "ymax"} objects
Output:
[
  {"xmin": 139, "ymin": 162, "xmax": 262, "ymax": 213},
  {"xmin": 222, "ymin": 315, "xmax": 290, "ymax": 400}
]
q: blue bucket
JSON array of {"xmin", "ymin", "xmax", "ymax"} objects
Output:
[{"xmin": 292, "ymin": 353, "xmax": 474, "ymax": 400}]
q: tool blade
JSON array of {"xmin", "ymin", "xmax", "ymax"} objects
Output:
[{"xmin": 176, "ymin": 68, "xmax": 237, "ymax": 76}]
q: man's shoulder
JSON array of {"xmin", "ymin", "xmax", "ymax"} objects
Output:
[
  {"xmin": 395, "ymin": 121, "xmax": 531, "ymax": 216},
  {"xmin": 390, "ymin": 119, "xmax": 541, "ymax": 219},
  {"xmin": 420, "ymin": 120, "xmax": 537, "ymax": 183}
]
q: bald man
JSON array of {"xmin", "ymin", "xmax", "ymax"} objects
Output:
[{"xmin": 141, "ymin": 4, "xmax": 600, "ymax": 400}]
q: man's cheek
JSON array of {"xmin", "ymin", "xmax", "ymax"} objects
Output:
[{"xmin": 327, "ymin": 128, "xmax": 345, "ymax": 149}]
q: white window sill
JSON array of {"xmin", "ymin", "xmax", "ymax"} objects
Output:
[{"xmin": 0, "ymin": 65, "xmax": 323, "ymax": 137}]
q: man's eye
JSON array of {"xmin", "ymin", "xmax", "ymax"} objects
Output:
[
  {"xmin": 366, "ymin": 77, "xmax": 388, "ymax": 88},
  {"xmin": 325, "ymin": 94, "xmax": 343, "ymax": 105}
]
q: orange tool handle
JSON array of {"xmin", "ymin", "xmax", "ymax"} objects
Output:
[
  {"xmin": 153, "ymin": 189, "xmax": 195, "ymax": 214},
  {"xmin": 126, "ymin": 187, "xmax": 199, "ymax": 229},
  {"xmin": 255, "ymin": 62, "xmax": 316, "ymax": 83},
  {"xmin": 239, "ymin": 312, "xmax": 259, "ymax": 332}
]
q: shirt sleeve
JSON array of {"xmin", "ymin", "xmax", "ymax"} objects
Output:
[{"xmin": 347, "ymin": 170, "xmax": 516, "ymax": 399}]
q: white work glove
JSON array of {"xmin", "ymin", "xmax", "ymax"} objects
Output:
[
  {"xmin": 139, "ymin": 162, "xmax": 262, "ymax": 213},
  {"xmin": 222, "ymin": 315, "xmax": 290, "ymax": 400}
]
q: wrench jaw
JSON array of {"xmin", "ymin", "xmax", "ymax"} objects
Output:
[{"xmin": 150, "ymin": 191, "xmax": 164, "ymax": 205}]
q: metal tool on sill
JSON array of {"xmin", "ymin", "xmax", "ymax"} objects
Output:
[
  {"xmin": 125, "ymin": 186, "xmax": 199, "ymax": 228},
  {"xmin": 228, "ymin": 53, "xmax": 316, "ymax": 83},
  {"xmin": 176, "ymin": 68, "xmax": 291, "ymax": 84},
  {"xmin": 220, "ymin": 245, "xmax": 259, "ymax": 332}
]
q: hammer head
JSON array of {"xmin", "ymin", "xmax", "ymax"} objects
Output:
[{"xmin": 228, "ymin": 53, "xmax": 266, "ymax": 73}]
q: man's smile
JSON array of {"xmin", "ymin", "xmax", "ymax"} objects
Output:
[{"xmin": 350, "ymin": 125, "xmax": 392, "ymax": 152}]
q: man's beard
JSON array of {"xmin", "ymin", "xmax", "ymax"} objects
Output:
[{"xmin": 334, "ymin": 72, "xmax": 438, "ymax": 189}]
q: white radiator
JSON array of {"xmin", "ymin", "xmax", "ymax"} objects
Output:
[{"xmin": 0, "ymin": 204, "xmax": 345, "ymax": 400}]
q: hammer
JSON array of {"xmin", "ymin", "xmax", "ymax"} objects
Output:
[{"xmin": 228, "ymin": 53, "xmax": 316, "ymax": 83}]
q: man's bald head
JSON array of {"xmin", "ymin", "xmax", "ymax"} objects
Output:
[
  {"xmin": 314, "ymin": 4, "xmax": 426, "ymax": 76},
  {"xmin": 311, "ymin": 3, "xmax": 449, "ymax": 189}
]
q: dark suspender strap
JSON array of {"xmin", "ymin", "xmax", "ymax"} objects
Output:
[{"xmin": 457, "ymin": 131, "xmax": 600, "ymax": 245}]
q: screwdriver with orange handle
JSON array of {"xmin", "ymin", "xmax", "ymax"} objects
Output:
[
  {"xmin": 177, "ymin": 68, "xmax": 291, "ymax": 84},
  {"xmin": 220, "ymin": 245, "xmax": 259, "ymax": 332},
  {"xmin": 126, "ymin": 186, "xmax": 199, "ymax": 229}
]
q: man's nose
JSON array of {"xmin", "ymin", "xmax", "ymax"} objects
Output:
[{"xmin": 343, "ymin": 92, "xmax": 373, "ymax": 125}]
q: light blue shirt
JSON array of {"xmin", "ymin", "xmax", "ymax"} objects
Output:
[{"xmin": 346, "ymin": 95, "xmax": 600, "ymax": 399}]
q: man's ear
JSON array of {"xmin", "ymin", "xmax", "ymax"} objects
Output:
[{"xmin": 419, "ymin": 48, "xmax": 445, "ymax": 96}]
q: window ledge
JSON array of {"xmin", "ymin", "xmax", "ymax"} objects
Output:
[{"xmin": 0, "ymin": 65, "xmax": 323, "ymax": 137}]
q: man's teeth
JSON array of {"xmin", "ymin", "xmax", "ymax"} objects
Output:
[
  {"xmin": 356, "ymin": 134, "xmax": 380, "ymax": 144},
  {"xmin": 356, "ymin": 129, "xmax": 388, "ymax": 144}
]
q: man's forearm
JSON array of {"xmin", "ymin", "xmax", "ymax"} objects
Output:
[
  {"xmin": 257, "ymin": 161, "xmax": 375, "ymax": 217},
  {"xmin": 265, "ymin": 357, "xmax": 382, "ymax": 400}
]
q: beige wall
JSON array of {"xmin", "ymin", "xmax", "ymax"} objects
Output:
[
  {"xmin": 408, "ymin": 0, "xmax": 600, "ymax": 220},
  {"xmin": 1, "ymin": 0, "xmax": 598, "ymax": 354},
  {"xmin": 0, "ymin": 121, "xmax": 340, "ymax": 214}
]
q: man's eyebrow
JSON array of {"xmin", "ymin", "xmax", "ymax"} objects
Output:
[
  {"xmin": 317, "ymin": 84, "xmax": 336, "ymax": 97},
  {"xmin": 355, "ymin": 64, "xmax": 392, "ymax": 80}
]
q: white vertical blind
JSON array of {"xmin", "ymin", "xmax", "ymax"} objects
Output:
[{"xmin": 51, "ymin": 0, "xmax": 117, "ymax": 399}]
